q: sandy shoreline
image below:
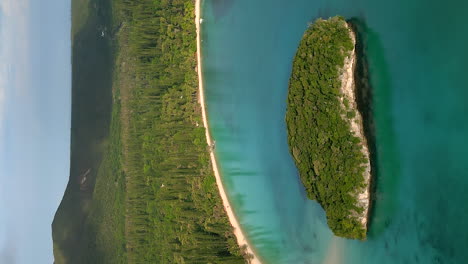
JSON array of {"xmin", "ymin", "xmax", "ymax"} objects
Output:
[
  {"xmin": 339, "ymin": 22, "xmax": 371, "ymax": 229},
  {"xmin": 195, "ymin": 1, "xmax": 261, "ymax": 263}
]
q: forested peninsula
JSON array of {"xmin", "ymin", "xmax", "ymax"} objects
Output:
[
  {"xmin": 52, "ymin": 0, "xmax": 246, "ymax": 263},
  {"xmin": 286, "ymin": 16, "xmax": 372, "ymax": 240}
]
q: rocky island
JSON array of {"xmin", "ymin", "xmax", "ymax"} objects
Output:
[{"xmin": 286, "ymin": 16, "xmax": 371, "ymax": 240}]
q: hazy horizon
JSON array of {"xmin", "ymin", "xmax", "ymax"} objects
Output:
[{"xmin": 0, "ymin": 0, "xmax": 71, "ymax": 263}]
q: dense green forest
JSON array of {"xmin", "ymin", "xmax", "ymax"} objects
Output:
[
  {"xmin": 53, "ymin": 0, "xmax": 245, "ymax": 263},
  {"xmin": 113, "ymin": 0, "xmax": 245, "ymax": 262},
  {"xmin": 285, "ymin": 16, "xmax": 368, "ymax": 240}
]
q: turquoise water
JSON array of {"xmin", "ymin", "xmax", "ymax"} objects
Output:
[{"xmin": 201, "ymin": 0, "xmax": 468, "ymax": 263}]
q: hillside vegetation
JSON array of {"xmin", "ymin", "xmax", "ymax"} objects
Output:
[
  {"xmin": 53, "ymin": 0, "xmax": 245, "ymax": 263},
  {"xmin": 52, "ymin": 0, "xmax": 116, "ymax": 262},
  {"xmin": 286, "ymin": 16, "xmax": 368, "ymax": 240}
]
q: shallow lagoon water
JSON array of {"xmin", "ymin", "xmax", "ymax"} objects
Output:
[{"xmin": 201, "ymin": 0, "xmax": 468, "ymax": 263}]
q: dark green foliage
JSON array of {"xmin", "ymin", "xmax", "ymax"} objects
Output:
[
  {"xmin": 112, "ymin": 0, "xmax": 245, "ymax": 263},
  {"xmin": 286, "ymin": 16, "xmax": 367, "ymax": 240},
  {"xmin": 52, "ymin": 0, "xmax": 116, "ymax": 262},
  {"xmin": 82, "ymin": 97, "xmax": 127, "ymax": 264},
  {"xmin": 53, "ymin": 0, "xmax": 244, "ymax": 263}
]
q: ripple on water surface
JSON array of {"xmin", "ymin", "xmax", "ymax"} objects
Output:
[{"xmin": 201, "ymin": 0, "xmax": 468, "ymax": 263}]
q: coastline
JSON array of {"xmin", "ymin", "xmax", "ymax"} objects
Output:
[
  {"xmin": 339, "ymin": 22, "xmax": 371, "ymax": 230},
  {"xmin": 195, "ymin": 1, "xmax": 261, "ymax": 263}
]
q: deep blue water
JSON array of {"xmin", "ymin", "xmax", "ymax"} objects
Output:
[{"xmin": 201, "ymin": 0, "xmax": 468, "ymax": 263}]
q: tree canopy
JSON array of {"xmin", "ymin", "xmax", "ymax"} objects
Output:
[{"xmin": 286, "ymin": 16, "xmax": 367, "ymax": 240}]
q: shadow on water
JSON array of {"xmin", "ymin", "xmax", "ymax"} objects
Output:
[
  {"xmin": 349, "ymin": 18, "xmax": 401, "ymax": 239},
  {"xmin": 210, "ymin": 0, "xmax": 236, "ymax": 20}
]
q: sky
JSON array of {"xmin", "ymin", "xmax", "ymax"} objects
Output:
[{"xmin": 0, "ymin": 0, "xmax": 71, "ymax": 263}]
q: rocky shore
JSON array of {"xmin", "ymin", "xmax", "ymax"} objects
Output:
[{"xmin": 338, "ymin": 22, "xmax": 371, "ymax": 232}]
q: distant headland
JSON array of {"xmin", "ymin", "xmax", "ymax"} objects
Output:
[{"xmin": 286, "ymin": 16, "xmax": 372, "ymax": 240}]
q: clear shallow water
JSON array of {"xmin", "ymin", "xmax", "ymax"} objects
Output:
[{"xmin": 201, "ymin": 0, "xmax": 468, "ymax": 263}]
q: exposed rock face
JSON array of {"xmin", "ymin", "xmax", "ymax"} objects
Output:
[
  {"xmin": 286, "ymin": 17, "xmax": 372, "ymax": 239},
  {"xmin": 338, "ymin": 22, "xmax": 371, "ymax": 230}
]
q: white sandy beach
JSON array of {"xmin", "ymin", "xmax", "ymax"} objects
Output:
[
  {"xmin": 323, "ymin": 237, "xmax": 344, "ymax": 264},
  {"xmin": 195, "ymin": 1, "xmax": 262, "ymax": 263}
]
